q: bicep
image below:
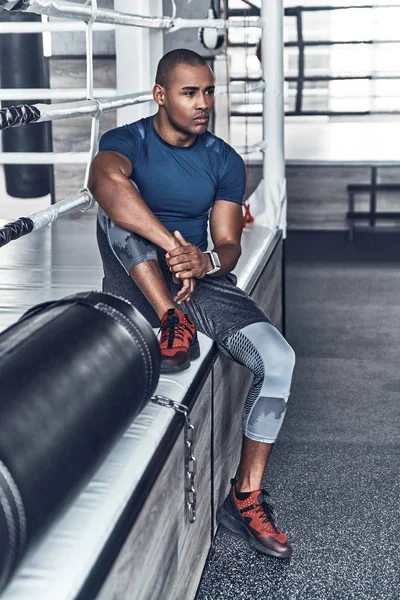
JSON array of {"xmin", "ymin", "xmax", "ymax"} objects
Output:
[
  {"xmin": 88, "ymin": 151, "xmax": 133, "ymax": 187},
  {"xmin": 91, "ymin": 125, "xmax": 140, "ymax": 182},
  {"xmin": 215, "ymin": 149, "xmax": 246, "ymax": 205},
  {"xmin": 210, "ymin": 200, "xmax": 243, "ymax": 246}
]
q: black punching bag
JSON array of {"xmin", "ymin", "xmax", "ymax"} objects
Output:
[
  {"xmin": 0, "ymin": 291, "xmax": 161, "ymax": 590},
  {"xmin": 0, "ymin": 11, "xmax": 54, "ymax": 198}
]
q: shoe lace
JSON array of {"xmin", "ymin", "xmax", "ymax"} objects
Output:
[
  {"xmin": 159, "ymin": 312, "xmax": 186, "ymax": 347},
  {"xmin": 255, "ymin": 489, "xmax": 279, "ymax": 533}
]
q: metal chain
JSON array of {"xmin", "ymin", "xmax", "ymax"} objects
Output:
[{"xmin": 152, "ymin": 395, "xmax": 196, "ymax": 523}]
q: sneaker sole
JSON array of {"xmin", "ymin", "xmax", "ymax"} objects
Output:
[
  {"xmin": 160, "ymin": 337, "xmax": 200, "ymax": 374},
  {"xmin": 216, "ymin": 506, "xmax": 292, "ymax": 559}
]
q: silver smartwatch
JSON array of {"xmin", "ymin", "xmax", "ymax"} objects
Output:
[{"xmin": 204, "ymin": 250, "xmax": 221, "ymax": 275}]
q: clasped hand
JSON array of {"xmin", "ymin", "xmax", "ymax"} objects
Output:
[{"xmin": 165, "ymin": 231, "xmax": 211, "ymax": 304}]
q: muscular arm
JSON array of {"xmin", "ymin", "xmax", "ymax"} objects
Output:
[
  {"xmin": 208, "ymin": 200, "xmax": 243, "ymax": 276},
  {"xmin": 166, "ymin": 200, "xmax": 243, "ymax": 279},
  {"xmin": 88, "ymin": 150, "xmax": 178, "ymax": 253}
]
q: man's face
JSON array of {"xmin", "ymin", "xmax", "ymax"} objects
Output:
[{"xmin": 160, "ymin": 63, "xmax": 215, "ymax": 136}]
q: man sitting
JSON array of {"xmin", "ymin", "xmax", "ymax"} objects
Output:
[{"xmin": 89, "ymin": 48, "xmax": 296, "ymax": 559}]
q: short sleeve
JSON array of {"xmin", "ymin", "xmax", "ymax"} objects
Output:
[
  {"xmin": 215, "ymin": 149, "xmax": 246, "ymax": 204},
  {"xmin": 98, "ymin": 126, "xmax": 140, "ymax": 167}
]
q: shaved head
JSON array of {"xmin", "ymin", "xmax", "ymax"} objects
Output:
[{"xmin": 155, "ymin": 48, "xmax": 209, "ymax": 88}]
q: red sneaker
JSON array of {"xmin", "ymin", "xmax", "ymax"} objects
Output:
[
  {"xmin": 159, "ymin": 308, "xmax": 200, "ymax": 373},
  {"xmin": 217, "ymin": 480, "xmax": 292, "ymax": 558}
]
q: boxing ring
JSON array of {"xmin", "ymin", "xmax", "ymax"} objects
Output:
[{"xmin": 0, "ymin": 1, "xmax": 286, "ymax": 598}]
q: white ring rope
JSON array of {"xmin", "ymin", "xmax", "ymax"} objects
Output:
[
  {"xmin": 0, "ymin": 1, "xmax": 266, "ymax": 247},
  {"xmin": 30, "ymin": 191, "xmax": 93, "ymax": 228},
  {"xmin": 38, "ymin": 91, "xmax": 154, "ymax": 120},
  {"xmin": 0, "ymin": 21, "xmax": 115, "ymax": 33},
  {"xmin": 170, "ymin": 0, "xmax": 177, "ymax": 21},
  {"xmin": 0, "ymin": 144, "xmax": 264, "ymax": 164},
  {"xmin": 0, "ymin": 89, "xmax": 117, "ymax": 101},
  {"xmin": 84, "ymin": 0, "xmax": 97, "ymax": 100},
  {"xmin": 83, "ymin": 0, "xmax": 100, "ymax": 188},
  {"xmin": 0, "ymin": 152, "xmax": 88, "ymax": 164},
  {"xmin": 0, "ymin": 0, "xmax": 259, "ymax": 30},
  {"xmin": 1, "ymin": 82, "xmax": 264, "ymax": 126}
]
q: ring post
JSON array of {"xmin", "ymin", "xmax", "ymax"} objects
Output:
[{"xmin": 261, "ymin": 0, "xmax": 286, "ymax": 235}]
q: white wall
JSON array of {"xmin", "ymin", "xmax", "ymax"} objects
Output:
[
  {"xmin": 115, "ymin": 0, "xmax": 163, "ymax": 125},
  {"xmin": 50, "ymin": 0, "xmax": 115, "ymax": 56}
]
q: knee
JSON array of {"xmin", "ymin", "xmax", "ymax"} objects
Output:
[
  {"xmin": 260, "ymin": 325, "xmax": 296, "ymax": 375},
  {"xmin": 258, "ymin": 327, "xmax": 296, "ymax": 393},
  {"xmin": 276, "ymin": 336, "xmax": 296, "ymax": 374}
]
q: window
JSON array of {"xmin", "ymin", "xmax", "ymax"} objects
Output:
[{"xmin": 227, "ymin": 1, "xmax": 400, "ymax": 116}]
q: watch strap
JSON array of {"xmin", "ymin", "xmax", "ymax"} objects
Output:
[{"xmin": 204, "ymin": 251, "xmax": 221, "ymax": 275}]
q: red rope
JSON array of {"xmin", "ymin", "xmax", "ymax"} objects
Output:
[{"xmin": 243, "ymin": 202, "xmax": 254, "ymax": 225}]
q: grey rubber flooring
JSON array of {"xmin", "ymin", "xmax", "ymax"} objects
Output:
[{"xmin": 196, "ymin": 231, "xmax": 400, "ymax": 600}]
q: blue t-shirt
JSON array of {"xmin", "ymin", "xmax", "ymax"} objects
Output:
[{"xmin": 98, "ymin": 116, "xmax": 246, "ymax": 251}]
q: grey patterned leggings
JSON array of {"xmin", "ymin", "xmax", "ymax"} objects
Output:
[
  {"xmin": 220, "ymin": 322, "xmax": 295, "ymax": 444},
  {"xmin": 98, "ymin": 207, "xmax": 296, "ymax": 444}
]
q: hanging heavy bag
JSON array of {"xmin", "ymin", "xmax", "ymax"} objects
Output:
[
  {"xmin": 0, "ymin": 11, "xmax": 53, "ymax": 199},
  {"xmin": 0, "ymin": 291, "xmax": 160, "ymax": 591}
]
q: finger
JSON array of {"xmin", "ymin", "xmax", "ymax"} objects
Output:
[
  {"xmin": 174, "ymin": 280, "xmax": 191, "ymax": 304},
  {"xmin": 184, "ymin": 278, "xmax": 196, "ymax": 303},
  {"xmin": 171, "ymin": 261, "xmax": 195, "ymax": 274},
  {"xmin": 175, "ymin": 270, "xmax": 196, "ymax": 280},
  {"xmin": 188, "ymin": 278, "xmax": 196, "ymax": 300},
  {"xmin": 174, "ymin": 230, "xmax": 191, "ymax": 247},
  {"xmin": 175, "ymin": 286, "xmax": 189, "ymax": 301},
  {"xmin": 166, "ymin": 246, "xmax": 193, "ymax": 260},
  {"xmin": 177, "ymin": 291, "xmax": 191, "ymax": 304},
  {"xmin": 180, "ymin": 281, "xmax": 196, "ymax": 303},
  {"xmin": 175, "ymin": 277, "xmax": 191, "ymax": 297},
  {"xmin": 174, "ymin": 275, "xmax": 194, "ymax": 299},
  {"xmin": 175, "ymin": 292, "xmax": 190, "ymax": 304},
  {"xmin": 167, "ymin": 252, "xmax": 194, "ymax": 266},
  {"xmin": 166, "ymin": 251, "xmax": 191, "ymax": 265}
]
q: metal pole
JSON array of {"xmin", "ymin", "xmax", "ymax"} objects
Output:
[
  {"xmin": 261, "ymin": 0, "xmax": 286, "ymax": 235},
  {"xmin": 369, "ymin": 166, "xmax": 377, "ymax": 228}
]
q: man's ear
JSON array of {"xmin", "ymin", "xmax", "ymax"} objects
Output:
[{"xmin": 153, "ymin": 83, "xmax": 165, "ymax": 106}]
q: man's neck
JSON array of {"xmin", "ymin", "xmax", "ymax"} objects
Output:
[{"xmin": 153, "ymin": 113, "xmax": 197, "ymax": 148}]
